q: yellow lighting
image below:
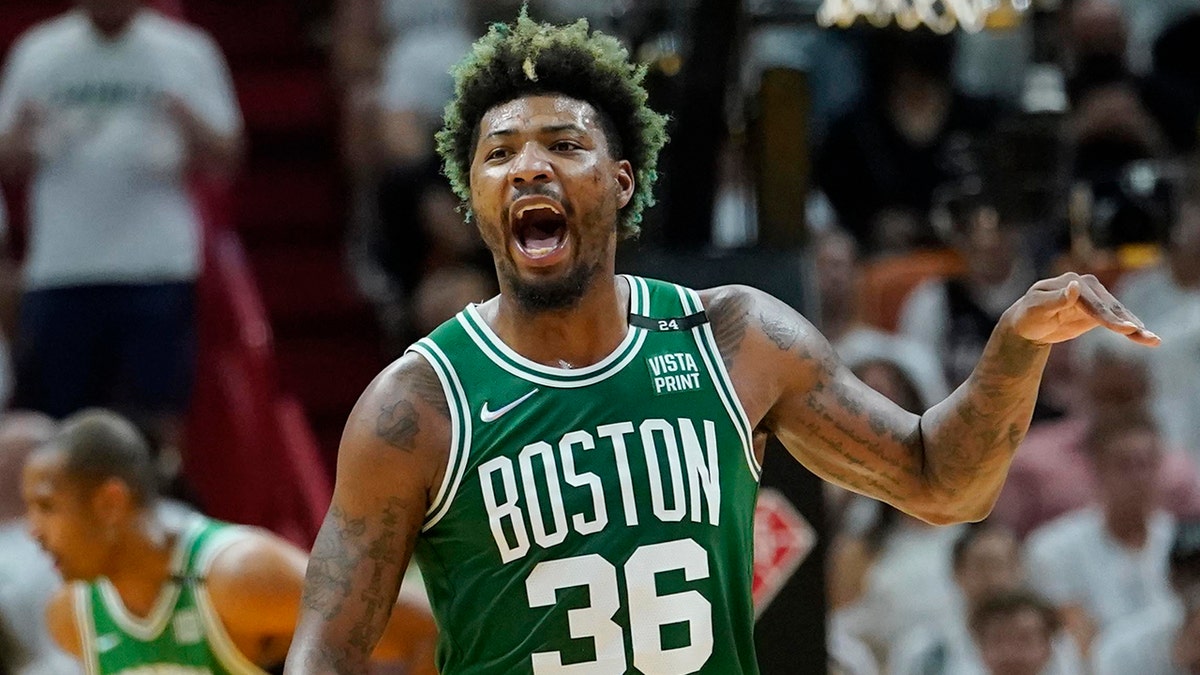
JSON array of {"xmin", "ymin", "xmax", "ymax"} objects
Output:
[{"xmin": 816, "ymin": 0, "xmax": 1029, "ymax": 34}]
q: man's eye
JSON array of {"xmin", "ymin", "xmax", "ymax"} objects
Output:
[
  {"xmin": 486, "ymin": 148, "xmax": 509, "ymax": 161},
  {"xmin": 551, "ymin": 141, "xmax": 580, "ymax": 152}
]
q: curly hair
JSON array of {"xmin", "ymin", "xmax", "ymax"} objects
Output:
[{"xmin": 435, "ymin": 11, "xmax": 669, "ymax": 239}]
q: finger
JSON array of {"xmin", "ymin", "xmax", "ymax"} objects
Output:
[
  {"xmin": 1035, "ymin": 279, "xmax": 1082, "ymax": 311},
  {"xmin": 1124, "ymin": 328, "xmax": 1162, "ymax": 346},
  {"xmin": 1078, "ymin": 275, "xmax": 1160, "ymax": 340},
  {"xmin": 1074, "ymin": 282, "xmax": 1140, "ymax": 334}
]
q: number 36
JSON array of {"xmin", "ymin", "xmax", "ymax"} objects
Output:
[{"xmin": 525, "ymin": 538, "xmax": 714, "ymax": 674}]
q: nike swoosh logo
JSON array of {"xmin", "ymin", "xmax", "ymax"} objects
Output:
[{"xmin": 480, "ymin": 389, "xmax": 539, "ymax": 423}]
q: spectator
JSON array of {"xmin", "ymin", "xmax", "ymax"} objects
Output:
[
  {"xmin": 991, "ymin": 338, "xmax": 1200, "ymax": 539},
  {"xmin": 0, "ymin": 0, "xmax": 243, "ymax": 477},
  {"xmin": 0, "ymin": 411, "xmax": 77, "ymax": 675},
  {"xmin": 363, "ymin": 0, "xmax": 494, "ymax": 351},
  {"xmin": 1025, "ymin": 406, "xmax": 1177, "ymax": 654},
  {"xmin": 1063, "ymin": 0, "xmax": 1134, "ymax": 103},
  {"xmin": 828, "ymin": 344, "xmax": 958, "ymax": 663},
  {"xmin": 1116, "ymin": 179, "xmax": 1200, "ymax": 460},
  {"xmin": 813, "ymin": 228, "xmax": 860, "ymax": 343},
  {"xmin": 889, "ymin": 523, "xmax": 1084, "ymax": 675},
  {"xmin": 1093, "ymin": 519, "xmax": 1200, "ymax": 674},
  {"xmin": 815, "ymin": 27, "xmax": 999, "ymax": 254},
  {"xmin": 897, "ymin": 178, "xmax": 1037, "ymax": 388},
  {"xmin": 970, "ymin": 590, "xmax": 1067, "ymax": 675}
]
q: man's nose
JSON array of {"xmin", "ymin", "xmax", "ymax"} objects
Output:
[{"xmin": 509, "ymin": 142, "xmax": 553, "ymax": 186}]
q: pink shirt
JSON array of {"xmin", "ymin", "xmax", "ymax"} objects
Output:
[{"xmin": 991, "ymin": 416, "xmax": 1200, "ymax": 539}]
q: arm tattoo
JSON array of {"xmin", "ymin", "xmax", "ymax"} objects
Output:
[
  {"xmin": 921, "ymin": 327, "xmax": 1049, "ymax": 501},
  {"xmin": 707, "ymin": 291, "xmax": 753, "ymax": 369},
  {"xmin": 376, "ymin": 360, "xmax": 450, "ymax": 449},
  {"xmin": 303, "ymin": 505, "xmax": 363, "ymax": 619},
  {"xmin": 347, "ymin": 499, "xmax": 406, "ymax": 652},
  {"xmin": 376, "ymin": 400, "xmax": 419, "ymax": 451},
  {"xmin": 759, "ymin": 312, "xmax": 799, "ymax": 352},
  {"xmin": 299, "ymin": 498, "xmax": 416, "ymax": 672},
  {"xmin": 410, "ymin": 363, "xmax": 450, "ymax": 419}
]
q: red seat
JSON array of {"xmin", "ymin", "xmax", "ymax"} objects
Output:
[{"xmin": 859, "ymin": 248, "xmax": 967, "ymax": 332}]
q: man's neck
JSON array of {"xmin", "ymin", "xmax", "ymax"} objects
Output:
[
  {"xmin": 1105, "ymin": 508, "xmax": 1152, "ymax": 550},
  {"xmin": 103, "ymin": 510, "xmax": 177, "ymax": 618},
  {"xmin": 88, "ymin": 13, "xmax": 138, "ymax": 41},
  {"xmin": 490, "ymin": 274, "xmax": 630, "ymax": 370}
]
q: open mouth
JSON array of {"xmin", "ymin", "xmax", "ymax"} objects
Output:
[{"xmin": 512, "ymin": 200, "xmax": 569, "ymax": 260}]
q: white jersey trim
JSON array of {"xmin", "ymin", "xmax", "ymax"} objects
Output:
[
  {"xmin": 408, "ymin": 339, "xmax": 474, "ymax": 531},
  {"xmin": 679, "ymin": 286, "xmax": 761, "ymax": 481},
  {"xmin": 94, "ymin": 516, "xmax": 205, "ymax": 640},
  {"xmin": 191, "ymin": 524, "xmax": 270, "ymax": 675},
  {"xmin": 454, "ymin": 274, "xmax": 647, "ymax": 388},
  {"xmin": 73, "ymin": 582, "xmax": 101, "ymax": 675}
]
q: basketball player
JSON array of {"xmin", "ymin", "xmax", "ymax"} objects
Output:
[
  {"xmin": 22, "ymin": 409, "xmax": 436, "ymax": 674},
  {"xmin": 285, "ymin": 13, "xmax": 1159, "ymax": 674}
]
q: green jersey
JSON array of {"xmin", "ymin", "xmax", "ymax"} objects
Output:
[
  {"xmin": 71, "ymin": 515, "xmax": 266, "ymax": 675},
  {"xmin": 408, "ymin": 275, "xmax": 762, "ymax": 674}
]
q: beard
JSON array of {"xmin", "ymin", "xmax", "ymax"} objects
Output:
[{"xmin": 505, "ymin": 258, "xmax": 600, "ymax": 313}]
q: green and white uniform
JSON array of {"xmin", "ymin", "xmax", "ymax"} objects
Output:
[
  {"xmin": 71, "ymin": 515, "xmax": 265, "ymax": 675},
  {"xmin": 408, "ymin": 275, "xmax": 762, "ymax": 674}
]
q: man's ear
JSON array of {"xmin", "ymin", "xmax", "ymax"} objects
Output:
[
  {"xmin": 90, "ymin": 478, "xmax": 134, "ymax": 527},
  {"xmin": 615, "ymin": 159, "xmax": 635, "ymax": 209}
]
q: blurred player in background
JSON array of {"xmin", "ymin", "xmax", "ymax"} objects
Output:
[{"xmin": 22, "ymin": 409, "xmax": 436, "ymax": 675}]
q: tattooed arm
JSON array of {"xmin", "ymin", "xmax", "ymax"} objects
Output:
[
  {"xmin": 701, "ymin": 273, "xmax": 1158, "ymax": 525},
  {"xmin": 285, "ymin": 353, "xmax": 450, "ymax": 674}
]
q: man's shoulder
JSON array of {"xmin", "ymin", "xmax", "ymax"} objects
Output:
[
  {"xmin": 9, "ymin": 11, "xmax": 86, "ymax": 57},
  {"xmin": 137, "ymin": 11, "xmax": 225, "ymax": 60},
  {"xmin": 203, "ymin": 524, "xmax": 306, "ymax": 594}
]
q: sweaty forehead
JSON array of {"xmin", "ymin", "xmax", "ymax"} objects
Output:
[{"xmin": 479, "ymin": 95, "xmax": 605, "ymax": 138}]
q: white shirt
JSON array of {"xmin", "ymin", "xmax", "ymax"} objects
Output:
[
  {"xmin": 0, "ymin": 9, "xmax": 241, "ymax": 289},
  {"xmin": 1025, "ymin": 508, "xmax": 1175, "ymax": 630},
  {"xmin": 897, "ymin": 262, "xmax": 1035, "ymax": 387},
  {"xmin": 1092, "ymin": 600, "xmax": 1187, "ymax": 675}
]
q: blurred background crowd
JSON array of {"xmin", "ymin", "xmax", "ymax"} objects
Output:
[{"xmin": 2, "ymin": 0, "xmax": 1200, "ymax": 673}]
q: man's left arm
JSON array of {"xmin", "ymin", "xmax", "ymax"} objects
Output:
[
  {"xmin": 167, "ymin": 95, "xmax": 242, "ymax": 173},
  {"xmin": 708, "ymin": 272, "xmax": 1157, "ymax": 525},
  {"xmin": 917, "ymin": 272, "xmax": 1157, "ymax": 518},
  {"xmin": 167, "ymin": 34, "xmax": 244, "ymax": 174}
]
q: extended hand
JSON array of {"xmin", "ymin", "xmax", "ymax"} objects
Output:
[{"xmin": 1006, "ymin": 272, "xmax": 1160, "ymax": 347}]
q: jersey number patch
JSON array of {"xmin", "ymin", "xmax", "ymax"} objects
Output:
[{"xmin": 524, "ymin": 538, "xmax": 714, "ymax": 674}]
